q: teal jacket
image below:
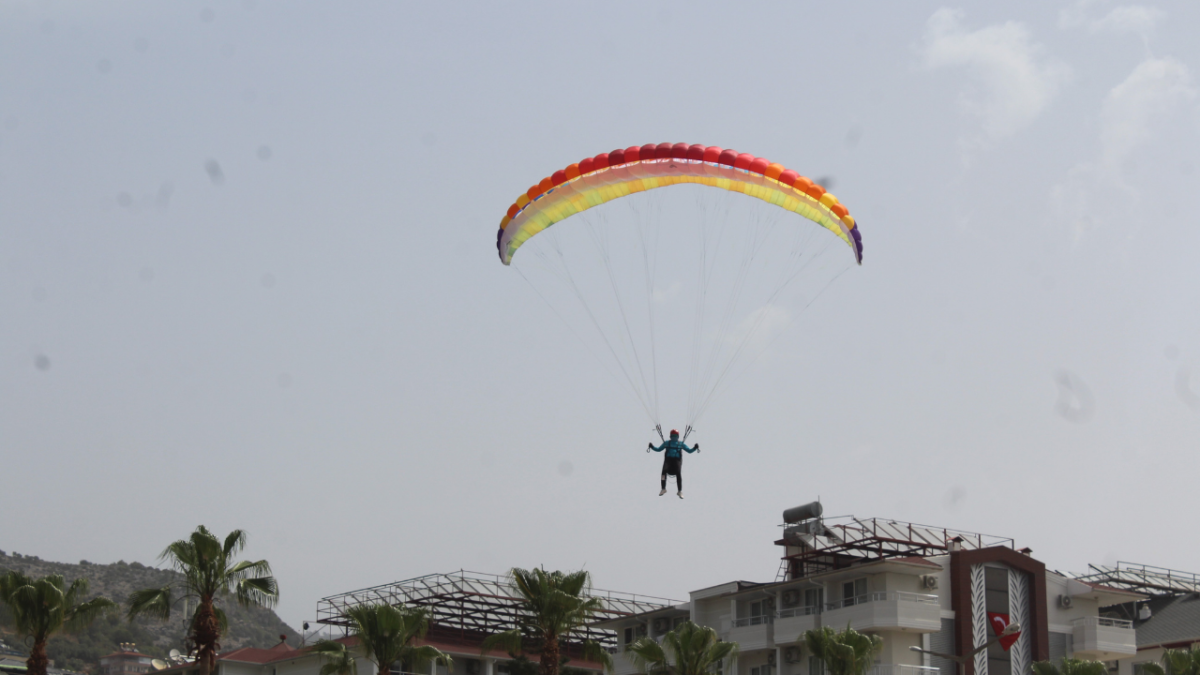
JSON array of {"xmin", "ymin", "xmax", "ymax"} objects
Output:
[{"xmin": 652, "ymin": 439, "xmax": 697, "ymax": 459}]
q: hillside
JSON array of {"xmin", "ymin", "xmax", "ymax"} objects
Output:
[{"xmin": 0, "ymin": 549, "xmax": 299, "ymax": 673}]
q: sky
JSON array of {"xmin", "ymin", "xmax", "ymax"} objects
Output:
[{"xmin": 2, "ymin": 0, "xmax": 1200, "ymax": 631}]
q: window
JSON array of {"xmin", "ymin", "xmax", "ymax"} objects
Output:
[
  {"xmin": 673, "ymin": 616, "xmax": 685, "ymax": 629},
  {"xmin": 751, "ymin": 667, "xmax": 773, "ymax": 675},
  {"xmin": 843, "ymin": 578, "xmax": 867, "ymax": 606},
  {"xmin": 809, "ymin": 657, "xmax": 826, "ymax": 675},
  {"xmin": 804, "ymin": 588, "xmax": 824, "ymax": 612},
  {"xmin": 624, "ymin": 627, "xmax": 634, "ymax": 645}
]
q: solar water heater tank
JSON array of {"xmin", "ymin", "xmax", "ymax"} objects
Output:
[{"xmin": 783, "ymin": 501, "xmax": 823, "ymax": 524}]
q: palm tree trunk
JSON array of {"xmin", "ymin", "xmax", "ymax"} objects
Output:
[
  {"xmin": 194, "ymin": 597, "xmax": 223, "ymax": 675},
  {"xmin": 540, "ymin": 633, "xmax": 560, "ymax": 675},
  {"xmin": 27, "ymin": 638, "xmax": 49, "ymax": 675}
]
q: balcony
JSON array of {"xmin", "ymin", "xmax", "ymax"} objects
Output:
[
  {"xmin": 1072, "ymin": 617, "xmax": 1136, "ymax": 660},
  {"xmin": 775, "ymin": 606, "xmax": 820, "ymax": 645},
  {"xmin": 728, "ymin": 614, "xmax": 774, "ymax": 651},
  {"xmin": 821, "ymin": 592, "xmax": 941, "ymax": 633},
  {"xmin": 870, "ymin": 666, "xmax": 943, "ymax": 675}
]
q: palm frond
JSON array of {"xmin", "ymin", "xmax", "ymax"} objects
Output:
[
  {"xmin": 626, "ymin": 638, "xmax": 669, "ymax": 675},
  {"xmin": 64, "ymin": 596, "xmax": 117, "ymax": 634},
  {"xmin": 482, "ymin": 629, "xmax": 524, "ymax": 657},
  {"xmin": 234, "ymin": 575, "xmax": 279, "ymax": 609},
  {"xmin": 1032, "ymin": 662, "xmax": 1062, "ymax": 675},
  {"xmin": 405, "ymin": 645, "xmax": 454, "ymax": 672},
  {"xmin": 581, "ymin": 641, "xmax": 613, "ymax": 673},
  {"xmin": 1141, "ymin": 664, "xmax": 1167, "ymax": 675},
  {"xmin": 312, "ymin": 640, "xmax": 357, "ymax": 675},
  {"xmin": 127, "ymin": 587, "xmax": 173, "ymax": 622},
  {"xmin": 214, "ymin": 607, "xmax": 229, "ymax": 635},
  {"xmin": 223, "ymin": 530, "xmax": 248, "ymax": 559}
]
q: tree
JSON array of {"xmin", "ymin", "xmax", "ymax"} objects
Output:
[
  {"xmin": 126, "ymin": 526, "xmax": 278, "ymax": 675},
  {"xmin": 626, "ymin": 620, "xmax": 738, "ymax": 675},
  {"xmin": 1136, "ymin": 647, "xmax": 1200, "ymax": 675},
  {"xmin": 1032, "ymin": 658, "xmax": 1109, "ymax": 675},
  {"xmin": 309, "ymin": 603, "xmax": 451, "ymax": 675},
  {"xmin": 0, "ymin": 571, "xmax": 116, "ymax": 675},
  {"xmin": 480, "ymin": 568, "xmax": 613, "ymax": 675},
  {"xmin": 311, "ymin": 640, "xmax": 358, "ymax": 675},
  {"xmin": 803, "ymin": 626, "xmax": 883, "ymax": 675}
]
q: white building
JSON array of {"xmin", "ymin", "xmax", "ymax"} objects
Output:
[
  {"xmin": 151, "ymin": 519, "xmax": 1200, "ymax": 675},
  {"xmin": 1072, "ymin": 563, "xmax": 1200, "ymax": 675},
  {"xmin": 597, "ymin": 502, "xmax": 1144, "ymax": 675}
]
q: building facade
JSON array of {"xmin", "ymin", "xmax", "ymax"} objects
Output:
[
  {"xmin": 152, "ymin": 514, "xmax": 1200, "ymax": 675},
  {"xmin": 598, "ymin": 503, "xmax": 1149, "ymax": 675}
]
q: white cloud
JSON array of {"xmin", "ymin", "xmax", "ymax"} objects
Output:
[
  {"xmin": 1052, "ymin": 57, "xmax": 1196, "ymax": 241},
  {"xmin": 920, "ymin": 9, "xmax": 1071, "ymax": 151},
  {"xmin": 1060, "ymin": 1, "xmax": 1166, "ymax": 42},
  {"xmin": 1099, "ymin": 57, "xmax": 1195, "ymax": 168}
]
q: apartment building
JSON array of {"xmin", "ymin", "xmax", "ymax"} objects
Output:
[
  {"xmin": 1072, "ymin": 563, "xmax": 1200, "ymax": 675},
  {"xmin": 598, "ymin": 502, "xmax": 1145, "ymax": 675}
]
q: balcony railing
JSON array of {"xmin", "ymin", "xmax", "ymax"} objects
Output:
[
  {"xmin": 869, "ymin": 665, "xmax": 942, "ymax": 675},
  {"xmin": 778, "ymin": 606, "xmax": 820, "ymax": 618},
  {"xmin": 1072, "ymin": 616, "xmax": 1133, "ymax": 629},
  {"xmin": 826, "ymin": 592, "xmax": 938, "ymax": 610},
  {"xmin": 732, "ymin": 615, "xmax": 775, "ymax": 627}
]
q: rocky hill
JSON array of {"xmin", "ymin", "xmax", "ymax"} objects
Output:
[{"xmin": 0, "ymin": 549, "xmax": 299, "ymax": 673}]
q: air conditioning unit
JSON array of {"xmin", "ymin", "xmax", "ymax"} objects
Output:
[
  {"xmin": 654, "ymin": 618, "xmax": 669, "ymax": 632},
  {"xmin": 782, "ymin": 590, "xmax": 800, "ymax": 606},
  {"xmin": 767, "ymin": 653, "xmax": 777, "ymax": 666},
  {"xmin": 784, "ymin": 648, "xmax": 801, "ymax": 664},
  {"xmin": 922, "ymin": 575, "xmax": 939, "ymax": 590},
  {"xmin": 1059, "ymin": 595, "xmax": 1073, "ymax": 609}
]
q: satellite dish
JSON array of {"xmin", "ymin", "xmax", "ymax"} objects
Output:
[
  {"xmin": 168, "ymin": 650, "xmax": 181, "ymax": 661},
  {"xmin": 152, "ymin": 660, "xmax": 169, "ymax": 671}
]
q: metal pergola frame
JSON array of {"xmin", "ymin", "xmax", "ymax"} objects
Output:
[
  {"xmin": 1075, "ymin": 562, "xmax": 1200, "ymax": 596},
  {"xmin": 780, "ymin": 516, "xmax": 1015, "ymax": 579},
  {"xmin": 315, "ymin": 570, "xmax": 679, "ymax": 649}
]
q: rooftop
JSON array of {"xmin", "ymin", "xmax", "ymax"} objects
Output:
[
  {"xmin": 1075, "ymin": 562, "xmax": 1200, "ymax": 596},
  {"xmin": 778, "ymin": 515, "xmax": 1014, "ymax": 579},
  {"xmin": 315, "ymin": 570, "xmax": 680, "ymax": 649}
]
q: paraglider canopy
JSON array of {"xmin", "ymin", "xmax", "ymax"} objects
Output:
[
  {"xmin": 495, "ymin": 141, "xmax": 864, "ymax": 432},
  {"xmin": 496, "ymin": 142, "xmax": 862, "ymax": 267}
]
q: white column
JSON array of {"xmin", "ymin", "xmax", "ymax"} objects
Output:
[{"xmin": 484, "ymin": 659, "xmax": 495, "ymax": 675}]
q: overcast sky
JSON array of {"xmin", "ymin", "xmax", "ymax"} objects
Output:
[{"xmin": 3, "ymin": 0, "xmax": 1199, "ymax": 630}]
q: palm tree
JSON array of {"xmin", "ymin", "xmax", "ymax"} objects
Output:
[
  {"xmin": 0, "ymin": 572, "xmax": 116, "ymax": 675},
  {"xmin": 626, "ymin": 620, "xmax": 738, "ymax": 675},
  {"xmin": 309, "ymin": 603, "xmax": 451, "ymax": 675},
  {"xmin": 1032, "ymin": 658, "xmax": 1109, "ymax": 675},
  {"xmin": 481, "ymin": 568, "xmax": 613, "ymax": 675},
  {"xmin": 126, "ymin": 526, "xmax": 278, "ymax": 675},
  {"xmin": 311, "ymin": 640, "xmax": 358, "ymax": 675},
  {"xmin": 1136, "ymin": 647, "xmax": 1200, "ymax": 675},
  {"xmin": 803, "ymin": 626, "xmax": 883, "ymax": 675}
]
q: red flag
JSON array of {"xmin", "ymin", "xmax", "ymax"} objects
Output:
[{"xmin": 988, "ymin": 612, "xmax": 1020, "ymax": 651}]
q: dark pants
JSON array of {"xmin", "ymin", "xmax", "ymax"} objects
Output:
[{"xmin": 661, "ymin": 456, "xmax": 681, "ymax": 491}]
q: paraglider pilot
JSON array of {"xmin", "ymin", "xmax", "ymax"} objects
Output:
[{"xmin": 649, "ymin": 429, "xmax": 698, "ymax": 498}]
